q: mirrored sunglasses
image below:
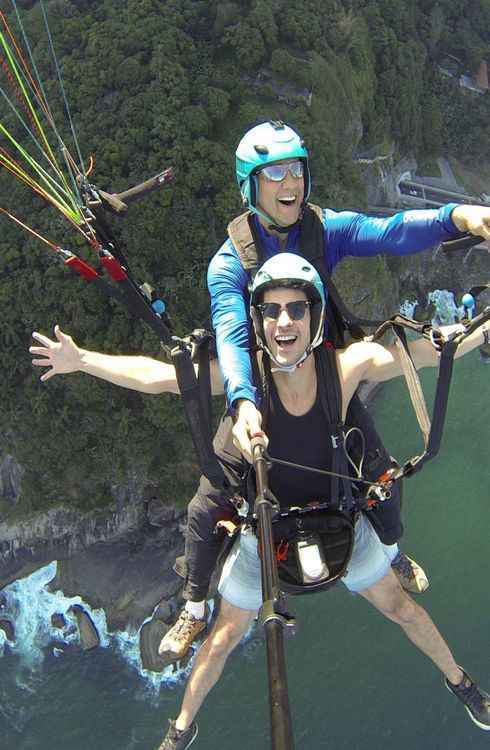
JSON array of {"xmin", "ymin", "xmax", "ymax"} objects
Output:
[
  {"xmin": 257, "ymin": 300, "xmax": 311, "ymax": 321},
  {"xmin": 258, "ymin": 160, "xmax": 304, "ymax": 182}
]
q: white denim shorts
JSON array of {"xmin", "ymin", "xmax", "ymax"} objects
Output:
[{"xmin": 218, "ymin": 513, "xmax": 398, "ymax": 612}]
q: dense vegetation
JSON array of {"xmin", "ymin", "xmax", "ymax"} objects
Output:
[{"xmin": 1, "ymin": 0, "xmax": 489, "ymax": 516}]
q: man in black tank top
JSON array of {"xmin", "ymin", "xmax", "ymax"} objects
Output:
[
  {"xmin": 157, "ymin": 253, "xmax": 490, "ymax": 750},
  {"xmin": 267, "ymin": 377, "xmax": 333, "ymax": 509}
]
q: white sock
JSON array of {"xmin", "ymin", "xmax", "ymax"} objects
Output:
[
  {"xmin": 185, "ymin": 600, "xmax": 205, "ymax": 619},
  {"xmin": 383, "ymin": 543, "xmax": 399, "ymax": 563}
]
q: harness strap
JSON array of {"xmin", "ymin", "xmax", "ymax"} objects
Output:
[
  {"xmin": 170, "ymin": 344, "xmax": 227, "ymax": 487},
  {"xmin": 195, "ymin": 332, "xmax": 214, "ymax": 429},
  {"xmin": 392, "ymin": 325, "xmax": 431, "ymax": 446},
  {"xmin": 426, "ymin": 339, "xmax": 458, "ymax": 459},
  {"xmin": 227, "ymin": 211, "xmax": 258, "ymax": 273},
  {"xmin": 314, "ymin": 345, "xmax": 341, "ymax": 510},
  {"xmin": 299, "ymin": 204, "xmax": 386, "ymax": 340},
  {"xmin": 370, "ymin": 306, "xmax": 490, "ymax": 482}
]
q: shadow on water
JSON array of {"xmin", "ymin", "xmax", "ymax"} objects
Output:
[{"xmin": 1, "ymin": 353, "xmax": 489, "ymax": 750}]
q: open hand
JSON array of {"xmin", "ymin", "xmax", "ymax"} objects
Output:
[{"xmin": 30, "ymin": 325, "xmax": 81, "ymax": 381}]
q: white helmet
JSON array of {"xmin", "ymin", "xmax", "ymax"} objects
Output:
[{"xmin": 250, "ymin": 253, "xmax": 325, "ymax": 371}]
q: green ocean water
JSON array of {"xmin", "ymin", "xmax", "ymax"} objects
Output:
[{"xmin": 1, "ymin": 351, "xmax": 489, "ymax": 750}]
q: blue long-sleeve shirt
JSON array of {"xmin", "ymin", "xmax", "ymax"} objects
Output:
[{"xmin": 207, "ymin": 204, "xmax": 463, "ymax": 407}]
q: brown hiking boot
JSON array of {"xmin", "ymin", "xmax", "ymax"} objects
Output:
[
  {"xmin": 391, "ymin": 552, "xmax": 429, "ymax": 594},
  {"xmin": 158, "ymin": 607, "xmax": 208, "ymax": 660}
]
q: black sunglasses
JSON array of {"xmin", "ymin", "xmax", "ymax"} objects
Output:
[{"xmin": 257, "ymin": 300, "xmax": 311, "ymax": 321}]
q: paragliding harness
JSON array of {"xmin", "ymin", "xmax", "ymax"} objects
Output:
[
  {"xmin": 227, "ymin": 203, "xmax": 384, "ymax": 346},
  {"xmin": 260, "ymin": 505, "xmax": 356, "ymax": 595},
  {"xmin": 241, "ymin": 343, "xmax": 360, "ymax": 595}
]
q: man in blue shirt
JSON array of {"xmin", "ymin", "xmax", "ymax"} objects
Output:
[
  {"xmin": 210, "ymin": 121, "xmax": 488, "ymax": 451},
  {"xmin": 158, "ymin": 120, "xmax": 490, "ymax": 660}
]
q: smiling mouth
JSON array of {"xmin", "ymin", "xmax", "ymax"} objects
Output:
[
  {"xmin": 277, "ymin": 196, "xmax": 297, "ymax": 206},
  {"xmin": 275, "ymin": 334, "xmax": 298, "ymax": 348}
]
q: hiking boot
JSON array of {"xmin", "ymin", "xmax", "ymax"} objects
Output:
[
  {"xmin": 158, "ymin": 607, "xmax": 208, "ymax": 660},
  {"xmin": 446, "ymin": 668, "xmax": 490, "ymax": 730},
  {"xmin": 391, "ymin": 551, "xmax": 429, "ymax": 594},
  {"xmin": 157, "ymin": 719, "xmax": 198, "ymax": 750}
]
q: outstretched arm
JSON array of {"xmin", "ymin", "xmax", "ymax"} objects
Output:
[
  {"xmin": 30, "ymin": 326, "xmax": 224, "ymax": 395},
  {"xmin": 348, "ymin": 322, "xmax": 489, "ymax": 385},
  {"xmin": 325, "ymin": 203, "xmax": 490, "ymax": 272}
]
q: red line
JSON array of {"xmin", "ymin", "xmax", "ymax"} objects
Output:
[
  {"xmin": 0, "ymin": 205, "xmax": 59, "ymax": 250},
  {"xmin": 0, "ymin": 147, "xmax": 97, "ymax": 246},
  {"xmin": 0, "ymin": 11, "xmax": 51, "ymax": 121},
  {"xmin": 0, "ymin": 54, "xmax": 40, "ymax": 139}
]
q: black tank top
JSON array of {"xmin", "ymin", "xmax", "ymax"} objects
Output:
[{"xmin": 267, "ymin": 379, "xmax": 334, "ymax": 509}]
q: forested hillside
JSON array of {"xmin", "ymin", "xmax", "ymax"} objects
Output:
[{"xmin": 1, "ymin": 0, "xmax": 489, "ymax": 516}]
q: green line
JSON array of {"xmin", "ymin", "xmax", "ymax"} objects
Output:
[
  {"xmin": 0, "ymin": 123, "xmax": 83, "ymax": 222},
  {"xmin": 0, "ymin": 29, "xmax": 57, "ymax": 169},
  {"xmin": 39, "ymin": 0, "xmax": 85, "ymax": 175},
  {"xmin": 0, "ymin": 29, "xmax": 81, "ymax": 217},
  {"xmin": 4, "ymin": 2, "xmax": 92, "ymax": 233},
  {"xmin": 0, "ymin": 148, "xmax": 74, "ymax": 218},
  {"xmin": 0, "ymin": 121, "xmax": 79, "ymax": 211},
  {"xmin": 10, "ymin": 0, "xmax": 57, "ymax": 130},
  {"xmin": 0, "ymin": 83, "xmax": 70, "ymax": 196},
  {"xmin": 8, "ymin": 0, "xmax": 84, "ymax": 206}
]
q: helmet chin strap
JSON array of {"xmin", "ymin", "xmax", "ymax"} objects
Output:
[
  {"xmin": 269, "ymin": 347, "xmax": 312, "ymax": 374},
  {"xmin": 268, "ymin": 221, "xmax": 298, "ymax": 235},
  {"xmin": 251, "ymin": 203, "xmax": 306, "ymax": 235}
]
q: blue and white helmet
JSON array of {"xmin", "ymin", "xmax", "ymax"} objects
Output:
[{"xmin": 235, "ymin": 121, "xmax": 311, "ymax": 226}]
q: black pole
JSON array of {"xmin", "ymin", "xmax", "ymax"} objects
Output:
[{"xmin": 251, "ymin": 435, "xmax": 295, "ymax": 750}]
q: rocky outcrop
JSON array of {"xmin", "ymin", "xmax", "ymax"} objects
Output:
[
  {"xmin": 147, "ymin": 497, "xmax": 179, "ymax": 528},
  {"xmin": 47, "ymin": 499, "xmax": 187, "ymax": 632},
  {"xmin": 0, "ymin": 618, "xmax": 15, "ymax": 642},
  {"xmin": 241, "ymin": 68, "xmax": 312, "ymax": 108},
  {"xmin": 391, "ymin": 238, "xmax": 490, "ymax": 310},
  {"xmin": 68, "ymin": 604, "xmax": 100, "ymax": 651},
  {"xmin": 0, "ymin": 486, "xmax": 148, "ymax": 590},
  {"xmin": 139, "ymin": 615, "xmax": 195, "ymax": 673},
  {"xmin": 0, "ymin": 474, "xmax": 189, "ymax": 639},
  {"xmin": 139, "ymin": 619, "xmax": 171, "ymax": 672},
  {"xmin": 51, "ymin": 613, "xmax": 67, "ymax": 630}
]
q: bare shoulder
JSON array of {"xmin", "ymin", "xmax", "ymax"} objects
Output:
[{"xmin": 337, "ymin": 340, "xmax": 385, "ymax": 375}]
